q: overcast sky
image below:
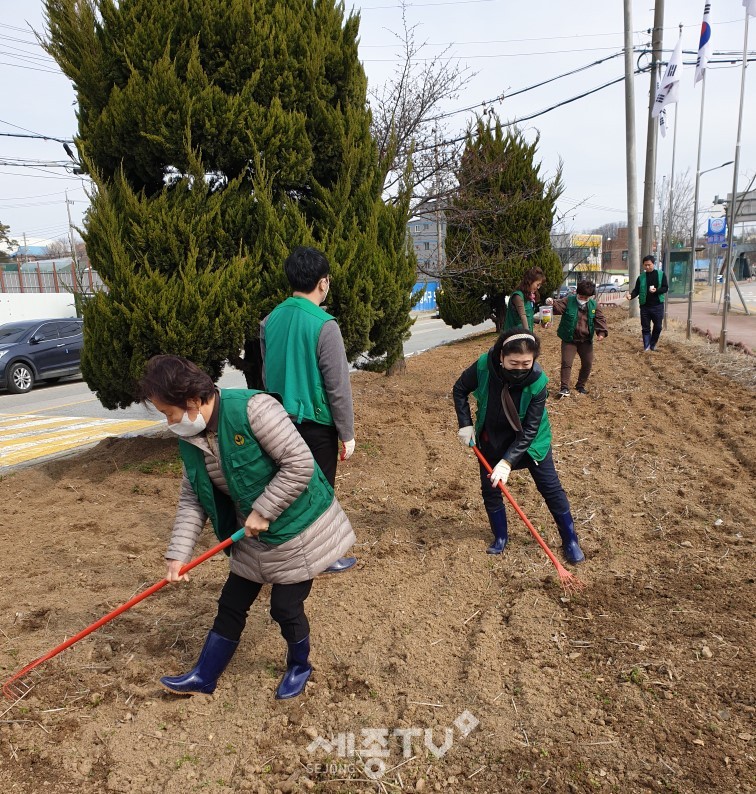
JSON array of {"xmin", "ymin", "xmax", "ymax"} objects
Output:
[{"xmin": 1, "ymin": 0, "xmax": 754, "ymax": 249}]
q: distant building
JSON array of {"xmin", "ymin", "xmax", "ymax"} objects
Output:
[
  {"xmin": 601, "ymin": 225, "xmax": 658, "ymax": 278},
  {"xmin": 407, "ymin": 201, "xmax": 446, "ymax": 277},
  {"xmin": 10, "ymin": 245, "xmax": 48, "ymax": 261},
  {"xmin": 551, "ymin": 233, "xmax": 602, "ymax": 283}
]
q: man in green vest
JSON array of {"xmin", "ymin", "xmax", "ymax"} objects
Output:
[
  {"xmin": 625, "ymin": 254, "xmax": 668, "ymax": 351},
  {"xmin": 261, "ymin": 247, "xmax": 357, "ymax": 573},
  {"xmin": 546, "ymin": 279, "xmax": 608, "ymax": 398}
]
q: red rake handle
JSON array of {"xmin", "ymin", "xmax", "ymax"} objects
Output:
[
  {"xmin": 3, "ymin": 528, "xmax": 246, "ymax": 699},
  {"xmin": 471, "ymin": 445, "xmax": 570, "ymax": 576}
]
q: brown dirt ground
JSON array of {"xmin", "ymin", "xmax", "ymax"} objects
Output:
[{"xmin": 0, "ymin": 313, "xmax": 754, "ymax": 794}]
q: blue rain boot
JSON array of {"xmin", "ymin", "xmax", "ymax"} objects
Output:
[
  {"xmin": 486, "ymin": 508, "xmax": 508, "ymax": 555},
  {"xmin": 160, "ymin": 630, "xmax": 238, "ymax": 695},
  {"xmin": 552, "ymin": 511, "xmax": 585, "ymax": 565},
  {"xmin": 642, "ymin": 332, "xmax": 651, "ymax": 351},
  {"xmin": 322, "ymin": 556, "xmax": 357, "ymax": 574},
  {"xmin": 275, "ymin": 636, "xmax": 312, "ymax": 700}
]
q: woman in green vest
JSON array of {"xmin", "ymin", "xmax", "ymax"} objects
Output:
[
  {"xmin": 138, "ymin": 355, "xmax": 355, "ymax": 700},
  {"xmin": 452, "ymin": 329, "xmax": 585, "ymax": 563},
  {"xmin": 503, "ymin": 266, "xmax": 546, "ymax": 332}
]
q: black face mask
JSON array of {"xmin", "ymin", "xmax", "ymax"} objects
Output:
[{"xmin": 500, "ymin": 366, "xmax": 532, "ymax": 386}]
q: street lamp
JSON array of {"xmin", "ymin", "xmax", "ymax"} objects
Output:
[
  {"xmin": 686, "ymin": 160, "xmax": 736, "ymax": 340},
  {"xmin": 700, "ymin": 160, "xmax": 734, "ymax": 178}
]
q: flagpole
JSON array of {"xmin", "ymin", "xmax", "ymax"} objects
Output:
[
  {"xmin": 687, "ymin": 71, "xmax": 707, "ymax": 339},
  {"xmin": 663, "ymin": 101, "xmax": 679, "ymax": 331},
  {"xmin": 720, "ymin": 9, "xmax": 750, "ymax": 353}
]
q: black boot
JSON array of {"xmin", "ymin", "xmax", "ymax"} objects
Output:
[
  {"xmin": 160, "ymin": 630, "xmax": 238, "ymax": 695},
  {"xmin": 486, "ymin": 508, "xmax": 508, "ymax": 555},
  {"xmin": 552, "ymin": 511, "xmax": 585, "ymax": 564},
  {"xmin": 275, "ymin": 636, "xmax": 312, "ymax": 699}
]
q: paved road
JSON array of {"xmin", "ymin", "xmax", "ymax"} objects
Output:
[{"xmin": 0, "ymin": 312, "xmax": 494, "ymax": 472}]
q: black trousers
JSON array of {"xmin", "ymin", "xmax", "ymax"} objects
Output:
[
  {"xmin": 640, "ymin": 304, "xmax": 664, "ymax": 350},
  {"xmin": 296, "ymin": 420, "xmax": 339, "ymax": 487},
  {"xmin": 477, "ymin": 441, "xmax": 570, "ymax": 517},
  {"xmin": 212, "ymin": 572, "xmax": 313, "ymax": 644}
]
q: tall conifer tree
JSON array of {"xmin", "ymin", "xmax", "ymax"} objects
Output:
[
  {"xmin": 43, "ymin": 0, "xmax": 415, "ymax": 407},
  {"xmin": 437, "ymin": 117, "xmax": 563, "ymax": 330}
]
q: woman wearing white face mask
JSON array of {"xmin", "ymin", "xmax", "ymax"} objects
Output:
[
  {"xmin": 546, "ymin": 279, "xmax": 608, "ymax": 398},
  {"xmin": 453, "ymin": 329, "xmax": 585, "ymax": 564},
  {"xmin": 138, "ymin": 354, "xmax": 355, "ymax": 701}
]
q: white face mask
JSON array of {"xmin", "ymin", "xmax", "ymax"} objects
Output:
[
  {"xmin": 167, "ymin": 410, "xmax": 207, "ymax": 437},
  {"xmin": 577, "ymin": 298, "xmax": 588, "ymax": 307}
]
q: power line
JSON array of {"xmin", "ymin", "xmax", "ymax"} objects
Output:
[
  {"xmin": 426, "ymin": 50, "xmax": 625, "ymax": 123},
  {"xmin": 0, "ymin": 188, "xmax": 83, "ymax": 201},
  {"xmin": 361, "ymin": 0, "xmax": 496, "ymax": 9},
  {"xmin": 363, "ymin": 45, "xmax": 625, "ymax": 62}
]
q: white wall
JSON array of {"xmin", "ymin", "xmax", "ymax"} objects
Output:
[{"xmin": 0, "ymin": 293, "xmax": 77, "ymax": 323}]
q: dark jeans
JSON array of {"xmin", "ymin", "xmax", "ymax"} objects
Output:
[
  {"xmin": 296, "ymin": 421, "xmax": 339, "ymax": 487},
  {"xmin": 477, "ymin": 441, "xmax": 570, "ymax": 517},
  {"xmin": 640, "ymin": 304, "xmax": 664, "ymax": 350},
  {"xmin": 212, "ymin": 572, "xmax": 313, "ymax": 644},
  {"xmin": 560, "ymin": 341, "xmax": 594, "ymax": 389}
]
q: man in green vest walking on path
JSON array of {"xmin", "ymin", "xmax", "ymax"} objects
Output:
[
  {"xmin": 261, "ymin": 247, "xmax": 357, "ymax": 574},
  {"xmin": 546, "ymin": 279, "xmax": 608, "ymax": 398},
  {"xmin": 625, "ymin": 254, "xmax": 668, "ymax": 352}
]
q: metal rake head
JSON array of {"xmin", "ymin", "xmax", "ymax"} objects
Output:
[
  {"xmin": 2, "ymin": 663, "xmax": 43, "ymax": 705},
  {"xmin": 558, "ymin": 568, "xmax": 587, "ymax": 595}
]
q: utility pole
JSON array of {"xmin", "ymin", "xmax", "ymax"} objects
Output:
[
  {"xmin": 640, "ymin": 0, "xmax": 665, "ymax": 281},
  {"xmin": 22, "ymin": 232, "xmax": 28, "ymax": 265},
  {"xmin": 720, "ymin": 10, "xmax": 751, "ymax": 352},
  {"xmin": 433, "ymin": 129, "xmax": 443, "ymax": 277},
  {"xmin": 623, "ymin": 0, "xmax": 640, "ymax": 317},
  {"xmin": 65, "ymin": 190, "xmax": 79, "ymax": 269}
]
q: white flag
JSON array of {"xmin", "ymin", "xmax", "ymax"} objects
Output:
[
  {"xmin": 652, "ymin": 34, "xmax": 683, "ymax": 118},
  {"xmin": 695, "ymin": 2, "xmax": 712, "ymax": 84},
  {"xmin": 657, "ymin": 80, "xmax": 667, "ymax": 137},
  {"xmin": 744, "ymin": 0, "xmax": 756, "ymax": 17}
]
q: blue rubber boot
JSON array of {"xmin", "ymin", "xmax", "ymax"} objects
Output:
[
  {"xmin": 275, "ymin": 636, "xmax": 312, "ymax": 700},
  {"xmin": 160, "ymin": 630, "xmax": 238, "ymax": 695},
  {"xmin": 552, "ymin": 511, "xmax": 585, "ymax": 564},
  {"xmin": 322, "ymin": 556, "xmax": 357, "ymax": 574},
  {"xmin": 642, "ymin": 332, "xmax": 652, "ymax": 351},
  {"xmin": 486, "ymin": 508, "xmax": 508, "ymax": 555}
]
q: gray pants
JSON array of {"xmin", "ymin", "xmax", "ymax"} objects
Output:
[{"xmin": 560, "ymin": 341, "xmax": 594, "ymax": 389}]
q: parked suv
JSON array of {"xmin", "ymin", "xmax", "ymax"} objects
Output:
[{"xmin": 0, "ymin": 318, "xmax": 84, "ymax": 394}]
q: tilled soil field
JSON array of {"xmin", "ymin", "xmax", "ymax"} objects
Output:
[{"xmin": 0, "ymin": 314, "xmax": 754, "ymax": 793}]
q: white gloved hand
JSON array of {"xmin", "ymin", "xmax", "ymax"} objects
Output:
[
  {"xmin": 340, "ymin": 438, "xmax": 355, "ymax": 461},
  {"xmin": 490, "ymin": 459, "xmax": 512, "ymax": 487},
  {"xmin": 457, "ymin": 426, "xmax": 476, "ymax": 447}
]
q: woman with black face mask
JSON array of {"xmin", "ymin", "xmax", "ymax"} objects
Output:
[{"xmin": 452, "ymin": 328, "xmax": 585, "ymax": 564}]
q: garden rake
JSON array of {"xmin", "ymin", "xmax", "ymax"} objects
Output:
[
  {"xmin": 471, "ymin": 445, "xmax": 586, "ymax": 594},
  {"xmin": 2, "ymin": 527, "xmax": 247, "ymax": 702}
]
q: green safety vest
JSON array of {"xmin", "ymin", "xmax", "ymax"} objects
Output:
[
  {"xmin": 264, "ymin": 296, "xmax": 335, "ymax": 426},
  {"xmin": 471, "ymin": 354, "xmax": 552, "ymax": 462},
  {"xmin": 557, "ymin": 295, "xmax": 597, "ymax": 342},
  {"xmin": 503, "ymin": 290, "xmax": 534, "ymax": 332},
  {"xmin": 178, "ymin": 390, "xmax": 334, "ymax": 547},
  {"xmin": 638, "ymin": 271, "xmax": 665, "ymax": 306}
]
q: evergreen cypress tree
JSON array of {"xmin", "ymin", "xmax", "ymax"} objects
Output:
[
  {"xmin": 438, "ymin": 117, "xmax": 563, "ymax": 331},
  {"xmin": 43, "ymin": 0, "xmax": 415, "ymax": 407}
]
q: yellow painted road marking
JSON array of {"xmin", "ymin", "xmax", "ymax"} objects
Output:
[{"xmin": 0, "ymin": 413, "xmax": 161, "ymax": 467}]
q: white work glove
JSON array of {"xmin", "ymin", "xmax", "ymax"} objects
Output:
[
  {"xmin": 457, "ymin": 426, "xmax": 476, "ymax": 447},
  {"xmin": 340, "ymin": 438, "xmax": 355, "ymax": 461},
  {"xmin": 490, "ymin": 459, "xmax": 512, "ymax": 487}
]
